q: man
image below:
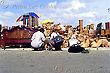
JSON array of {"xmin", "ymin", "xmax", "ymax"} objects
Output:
[
  {"xmin": 47, "ymin": 29, "xmax": 63, "ymax": 51},
  {"xmin": 68, "ymin": 33, "xmax": 89, "ymax": 53},
  {"xmin": 31, "ymin": 26, "xmax": 46, "ymax": 51},
  {"xmin": 69, "ymin": 34, "xmax": 79, "ymax": 47}
]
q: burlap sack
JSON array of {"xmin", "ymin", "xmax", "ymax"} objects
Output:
[{"xmin": 81, "ymin": 39, "xmax": 90, "ymax": 48}]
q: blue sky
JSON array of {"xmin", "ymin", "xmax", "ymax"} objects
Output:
[{"xmin": 0, "ymin": 0, "xmax": 110, "ymax": 28}]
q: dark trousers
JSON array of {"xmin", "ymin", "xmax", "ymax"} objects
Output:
[
  {"xmin": 68, "ymin": 45, "xmax": 85, "ymax": 53},
  {"xmin": 47, "ymin": 39, "xmax": 63, "ymax": 51}
]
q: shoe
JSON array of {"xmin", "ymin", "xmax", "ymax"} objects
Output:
[{"xmin": 81, "ymin": 50, "xmax": 89, "ymax": 53}]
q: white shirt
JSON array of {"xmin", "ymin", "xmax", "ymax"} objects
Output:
[
  {"xmin": 69, "ymin": 38, "xmax": 79, "ymax": 47},
  {"xmin": 31, "ymin": 31, "xmax": 46, "ymax": 48},
  {"xmin": 50, "ymin": 32, "xmax": 59, "ymax": 39}
]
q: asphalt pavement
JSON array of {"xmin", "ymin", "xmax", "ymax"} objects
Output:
[{"xmin": 0, "ymin": 50, "xmax": 110, "ymax": 73}]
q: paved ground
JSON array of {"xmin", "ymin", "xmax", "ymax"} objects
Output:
[{"xmin": 0, "ymin": 50, "xmax": 110, "ymax": 73}]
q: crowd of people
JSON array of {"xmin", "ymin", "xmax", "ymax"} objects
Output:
[{"xmin": 30, "ymin": 24, "xmax": 109, "ymax": 51}]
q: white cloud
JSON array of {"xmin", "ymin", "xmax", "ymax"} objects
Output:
[
  {"xmin": 3, "ymin": 11, "xmax": 14, "ymax": 16},
  {"xmin": 0, "ymin": 11, "xmax": 15, "ymax": 19},
  {"xmin": 40, "ymin": 0, "xmax": 97, "ymax": 24},
  {"xmin": 55, "ymin": 0, "xmax": 86, "ymax": 11},
  {"xmin": 38, "ymin": 0, "xmax": 99, "ymax": 26},
  {"xmin": 75, "ymin": 11, "xmax": 97, "ymax": 18},
  {"xmin": 48, "ymin": 1, "xmax": 57, "ymax": 9},
  {"xmin": 70, "ymin": 0, "xmax": 85, "ymax": 10}
]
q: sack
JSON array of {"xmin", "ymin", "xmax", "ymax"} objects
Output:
[
  {"xmin": 53, "ymin": 36, "xmax": 64, "ymax": 44},
  {"xmin": 68, "ymin": 46, "xmax": 89, "ymax": 53}
]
